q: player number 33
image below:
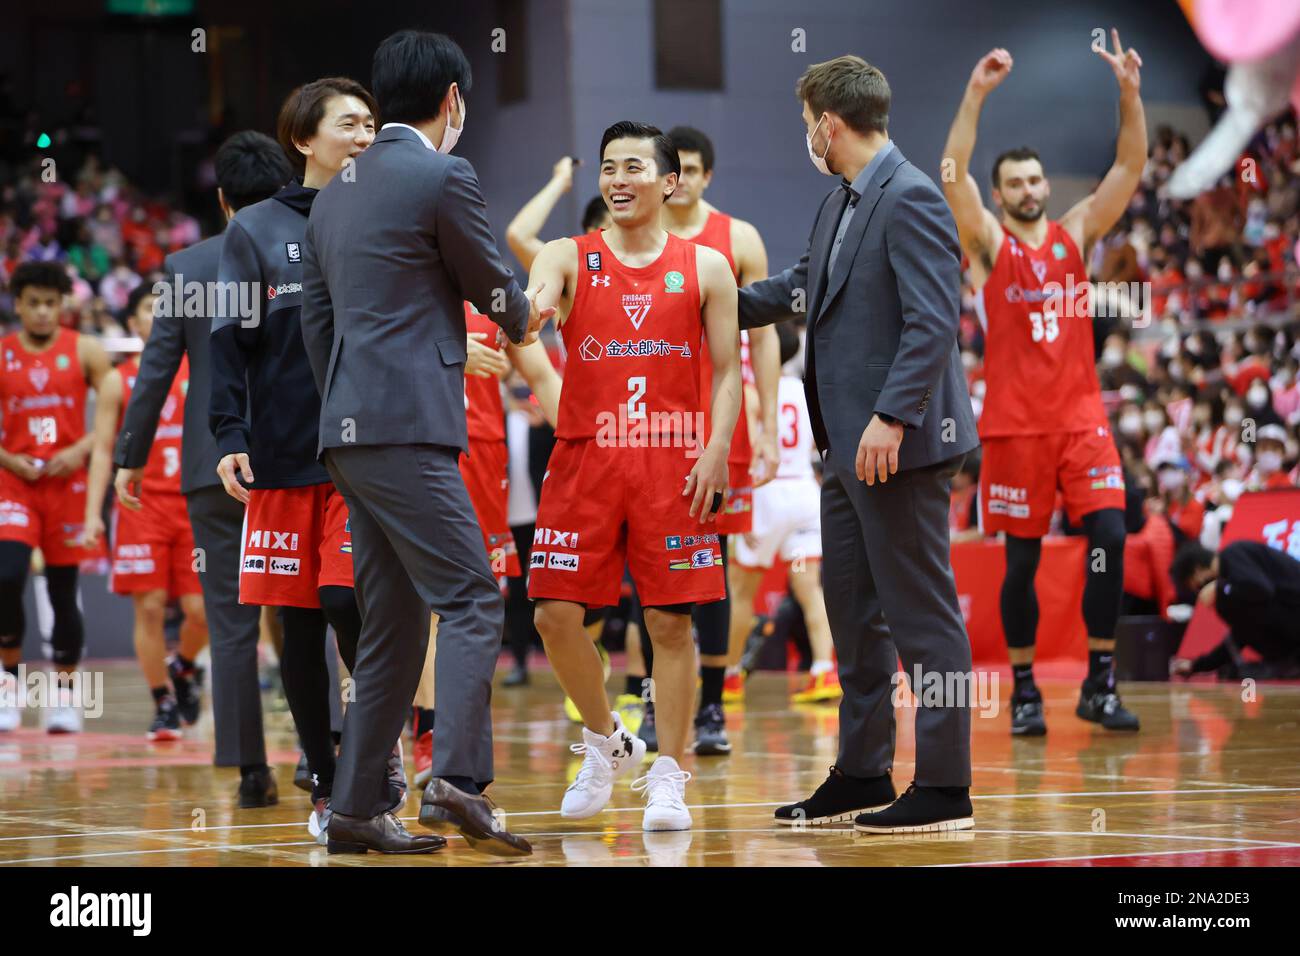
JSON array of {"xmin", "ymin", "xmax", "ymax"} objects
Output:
[{"xmin": 1029, "ymin": 310, "xmax": 1059, "ymax": 344}]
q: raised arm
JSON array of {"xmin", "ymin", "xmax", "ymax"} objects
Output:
[
  {"xmin": 942, "ymin": 49, "xmax": 1008, "ymax": 273},
  {"xmin": 1062, "ymin": 29, "xmax": 1146, "ymax": 251},
  {"xmin": 506, "ymin": 157, "xmax": 576, "ymax": 272}
]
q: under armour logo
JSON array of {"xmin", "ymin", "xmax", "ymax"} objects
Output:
[{"xmin": 591, "ymin": 275, "xmax": 610, "ymax": 287}]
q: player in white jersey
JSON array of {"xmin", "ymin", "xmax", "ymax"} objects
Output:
[{"xmin": 730, "ymin": 325, "xmax": 838, "ymax": 702}]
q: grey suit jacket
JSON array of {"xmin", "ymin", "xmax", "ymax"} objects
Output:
[
  {"xmin": 301, "ymin": 126, "xmax": 530, "ymax": 456},
  {"xmin": 114, "ymin": 234, "xmax": 225, "ymax": 494},
  {"xmin": 739, "ymin": 146, "xmax": 978, "ymax": 472}
]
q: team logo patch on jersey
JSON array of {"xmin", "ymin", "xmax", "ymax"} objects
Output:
[
  {"xmin": 579, "ymin": 335, "xmax": 604, "ymax": 361},
  {"xmin": 269, "ymin": 557, "xmax": 301, "ymax": 576},
  {"xmin": 664, "ymin": 271, "xmax": 685, "ymax": 294},
  {"xmin": 56, "ymin": 354, "xmax": 70, "ymax": 370},
  {"xmin": 1051, "ymin": 242, "xmax": 1067, "ymax": 260},
  {"xmin": 28, "ymin": 367, "xmax": 49, "ymax": 392},
  {"xmin": 286, "ymin": 242, "xmax": 301, "ymax": 263},
  {"xmin": 586, "ymin": 251, "xmax": 602, "ymax": 271},
  {"xmin": 1031, "ymin": 260, "xmax": 1048, "ymax": 284},
  {"xmin": 621, "ymin": 294, "xmax": 653, "ymax": 330},
  {"xmin": 591, "ymin": 275, "xmax": 610, "ymax": 287},
  {"xmin": 547, "ymin": 552, "xmax": 579, "ymax": 572}
]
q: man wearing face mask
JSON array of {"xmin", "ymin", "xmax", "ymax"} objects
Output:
[
  {"xmin": 301, "ymin": 30, "xmax": 545, "ymax": 856},
  {"xmin": 943, "ymin": 35, "xmax": 1146, "ymax": 736},
  {"xmin": 736, "ymin": 55, "xmax": 979, "ymax": 834}
]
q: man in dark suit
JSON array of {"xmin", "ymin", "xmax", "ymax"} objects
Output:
[
  {"xmin": 113, "ymin": 131, "xmax": 291, "ymax": 807},
  {"xmin": 739, "ymin": 56, "xmax": 980, "ymax": 833},
  {"xmin": 301, "ymin": 30, "xmax": 546, "ymax": 856}
]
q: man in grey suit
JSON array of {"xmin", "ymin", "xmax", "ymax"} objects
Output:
[
  {"xmin": 301, "ymin": 30, "xmax": 546, "ymax": 856},
  {"xmin": 114, "ymin": 131, "xmax": 291, "ymax": 807},
  {"xmin": 741, "ymin": 56, "xmax": 980, "ymax": 833}
]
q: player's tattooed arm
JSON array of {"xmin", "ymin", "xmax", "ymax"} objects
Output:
[
  {"xmin": 506, "ymin": 339, "xmax": 562, "ymax": 429},
  {"xmin": 943, "ymin": 49, "xmax": 1008, "ymax": 279},
  {"xmin": 83, "ymin": 368, "xmax": 123, "ymax": 545},
  {"xmin": 690, "ymin": 244, "xmax": 741, "ymax": 522},
  {"xmin": 1064, "ymin": 29, "xmax": 1146, "ymax": 252}
]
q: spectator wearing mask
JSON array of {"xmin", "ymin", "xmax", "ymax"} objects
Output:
[
  {"xmin": 1156, "ymin": 457, "xmax": 1205, "ymax": 542},
  {"xmin": 1170, "ymin": 541, "xmax": 1300, "ymax": 679},
  {"xmin": 1244, "ymin": 424, "xmax": 1294, "ymax": 490}
]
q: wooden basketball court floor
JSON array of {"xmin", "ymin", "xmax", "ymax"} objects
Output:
[{"xmin": 1, "ymin": 659, "xmax": 1298, "ymax": 867}]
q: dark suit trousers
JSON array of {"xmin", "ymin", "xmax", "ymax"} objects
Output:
[
  {"xmin": 324, "ymin": 444, "xmax": 502, "ymax": 818},
  {"xmin": 820, "ymin": 451, "xmax": 972, "ymax": 787},
  {"xmin": 185, "ymin": 486, "xmax": 265, "ymax": 767}
]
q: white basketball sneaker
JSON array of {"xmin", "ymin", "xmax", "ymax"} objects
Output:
[
  {"xmin": 0, "ymin": 672, "xmax": 20, "ymax": 732},
  {"xmin": 633, "ymin": 756, "xmax": 692, "ymax": 831},
  {"xmin": 45, "ymin": 686, "xmax": 83, "ymax": 734},
  {"xmin": 560, "ymin": 711, "xmax": 646, "ymax": 819}
]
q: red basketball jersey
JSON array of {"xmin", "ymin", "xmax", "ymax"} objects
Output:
[
  {"xmin": 464, "ymin": 302, "xmax": 506, "ymax": 442},
  {"xmin": 977, "ymin": 221, "xmax": 1106, "ymax": 436},
  {"xmin": 557, "ymin": 231, "xmax": 704, "ymax": 441},
  {"xmin": 0, "ymin": 327, "xmax": 87, "ymax": 460},
  {"xmin": 685, "ymin": 210, "xmax": 753, "ymax": 467},
  {"xmin": 119, "ymin": 355, "xmax": 188, "ymax": 494}
]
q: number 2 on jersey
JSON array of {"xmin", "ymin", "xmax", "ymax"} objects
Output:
[{"xmin": 627, "ymin": 375, "xmax": 647, "ymax": 421}]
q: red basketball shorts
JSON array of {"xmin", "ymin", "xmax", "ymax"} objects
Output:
[
  {"xmin": 0, "ymin": 468, "xmax": 98, "ymax": 565},
  {"xmin": 239, "ymin": 483, "xmax": 353, "ymax": 608},
  {"xmin": 528, "ymin": 438, "xmax": 726, "ymax": 608},
  {"xmin": 110, "ymin": 491, "xmax": 200, "ymax": 598},
  {"xmin": 979, "ymin": 426, "xmax": 1125, "ymax": 537}
]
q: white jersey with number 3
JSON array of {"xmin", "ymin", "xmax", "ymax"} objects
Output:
[{"xmin": 775, "ymin": 375, "xmax": 815, "ymax": 480}]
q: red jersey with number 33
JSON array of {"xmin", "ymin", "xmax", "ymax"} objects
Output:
[
  {"xmin": 556, "ymin": 231, "xmax": 704, "ymax": 441},
  {"xmin": 976, "ymin": 221, "xmax": 1106, "ymax": 437},
  {"xmin": 464, "ymin": 302, "xmax": 506, "ymax": 442},
  {"xmin": 0, "ymin": 327, "xmax": 87, "ymax": 460},
  {"xmin": 119, "ymin": 355, "xmax": 188, "ymax": 494}
]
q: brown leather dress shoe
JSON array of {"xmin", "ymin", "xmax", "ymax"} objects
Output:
[
  {"xmin": 327, "ymin": 810, "xmax": 447, "ymax": 855},
  {"xmin": 419, "ymin": 778, "xmax": 533, "ymax": 857}
]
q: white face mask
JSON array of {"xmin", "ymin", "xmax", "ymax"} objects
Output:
[
  {"xmin": 1143, "ymin": 411, "xmax": 1166, "ymax": 432},
  {"xmin": 1119, "ymin": 413, "xmax": 1142, "ymax": 436},
  {"xmin": 438, "ymin": 86, "xmax": 465, "ymax": 154},
  {"xmin": 806, "ymin": 113, "xmax": 832, "ymax": 176},
  {"xmin": 1257, "ymin": 449, "xmax": 1283, "ymax": 474},
  {"xmin": 1158, "ymin": 469, "xmax": 1187, "ymax": 492}
]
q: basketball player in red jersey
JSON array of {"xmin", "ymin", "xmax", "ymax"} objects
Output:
[
  {"xmin": 662, "ymin": 126, "xmax": 780, "ymax": 756},
  {"xmin": 409, "ymin": 303, "xmax": 561, "ymax": 788},
  {"xmin": 83, "ymin": 284, "xmax": 207, "ymax": 740},
  {"xmin": 528, "ymin": 121, "xmax": 741, "ymax": 831},
  {"xmin": 0, "ymin": 262, "xmax": 110, "ymax": 734},
  {"xmin": 943, "ymin": 33, "xmax": 1146, "ymax": 733}
]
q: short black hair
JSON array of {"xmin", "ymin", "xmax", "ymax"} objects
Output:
[
  {"xmin": 1171, "ymin": 542, "xmax": 1215, "ymax": 589},
  {"xmin": 992, "ymin": 146, "xmax": 1043, "ymax": 189},
  {"xmin": 581, "ymin": 196, "xmax": 608, "ymax": 232},
  {"xmin": 214, "ymin": 131, "xmax": 293, "ymax": 211},
  {"xmin": 372, "ymin": 30, "xmax": 471, "ymax": 126},
  {"xmin": 124, "ymin": 281, "xmax": 157, "ymax": 322},
  {"xmin": 776, "ymin": 323, "xmax": 799, "ymax": 366},
  {"xmin": 277, "ymin": 76, "xmax": 378, "ymax": 174},
  {"xmin": 667, "ymin": 125, "xmax": 715, "ymax": 173},
  {"xmin": 599, "ymin": 121, "xmax": 680, "ymax": 183},
  {"xmin": 9, "ymin": 261, "xmax": 71, "ymax": 299}
]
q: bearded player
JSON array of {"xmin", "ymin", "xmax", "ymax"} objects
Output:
[
  {"xmin": 0, "ymin": 262, "xmax": 110, "ymax": 734},
  {"xmin": 84, "ymin": 283, "xmax": 207, "ymax": 740},
  {"xmin": 662, "ymin": 125, "xmax": 779, "ymax": 756},
  {"xmin": 528, "ymin": 121, "xmax": 741, "ymax": 831},
  {"xmin": 942, "ymin": 33, "xmax": 1145, "ymax": 734}
]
